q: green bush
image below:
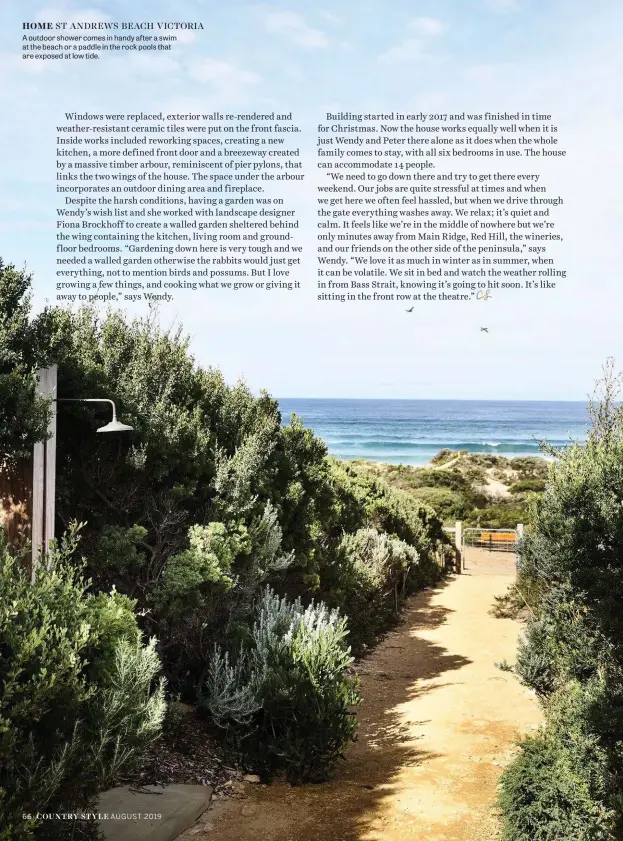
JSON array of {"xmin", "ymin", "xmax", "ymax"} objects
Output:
[
  {"xmin": 500, "ymin": 364, "xmax": 623, "ymax": 840},
  {"xmin": 408, "ymin": 486, "xmax": 470, "ymax": 522},
  {"xmin": 328, "ymin": 459, "xmax": 447, "ymax": 552},
  {"xmin": 200, "ymin": 587, "xmax": 361, "ymax": 783},
  {"xmin": 510, "ymin": 456, "xmax": 550, "ymax": 480},
  {"xmin": 28, "ymin": 299, "xmax": 448, "ymax": 692},
  {"xmin": 466, "ymin": 503, "xmax": 528, "ymax": 529},
  {"xmin": 498, "ymin": 728, "xmax": 615, "ymax": 841},
  {"xmin": 499, "ymin": 675, "xmax": 623, "ymax": 841},
  {"xmin": 0, "ymin": 529, "xmax": 165, "ymax": 841},
  {"xmin": 429, "ymin": 448, "xmax": 462, "ymax": 465},
  {"xmin": 377, "ymin": 465, "xmax": 473, "ymax": 494},
  {"xmin": 329, "ymin": 528, "xmax": 417, "ymax": 649},
  {"xmin": 409, "ymin": 468, "xmax": 469, "ymax": 491},
  {"xmin": 509, "ymin": 479, "xmax": 547, "ymax": 495}
]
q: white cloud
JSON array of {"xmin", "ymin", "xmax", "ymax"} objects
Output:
[
  {"xmin": 319, "ymin": 10, "xmax": 341, "ymax": 25},
  {"xmin": 119, "ymin": 55, "xmax": 180, "ymax": 75},
  {"xmin": 487, "ymin": 0, "xmax": 520, "ymax": 12},
  {"xmin": 35, "ymin": 7, "xmax": 112, "ymax": 25},
  {"xmin": 465, "ymin": 64, "xmax": 497, "ymax": 81},
  {"xmin": 380, "ymin": 16, "xmax": 442, "ymax": 63},
  {"xmin": 409, "ymin": 17, "xmax": 443, "ymax": 36},
  {"xmin": 264, "ymin": 11, "xmax": 328, "ymax": 48},
  {"xmin": 0, "ymin": 52, "xmax": 48, "ymax": 79},
  {"xmin": 379, "ymin": 38, "xmax": 424, "ymax": 63},
  {"xmin": 188, "ymin": 58, "xmax": 261, "ymax": 99},
  {"xmin": 174, "ymin": 30, "xmax": 197, "ymax": 45}
]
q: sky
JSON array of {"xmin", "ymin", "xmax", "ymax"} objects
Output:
[{"xmin": 0, "ymin": 0, "xmax": 622, "ymax": 400}]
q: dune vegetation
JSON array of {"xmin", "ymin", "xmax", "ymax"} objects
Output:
[{"xmin": 349, "ymin": 450, "xmax": 549, "ymax": 528}]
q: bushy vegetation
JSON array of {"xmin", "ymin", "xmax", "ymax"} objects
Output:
[
  {"xmin": 499, "ymin": 362, "xmax": 623, "ymax": 841},
  {"xmin": 26, "ymin": 293, "xmax": 447, "ymax": 690},
  {"xmin": 0, "ymin": 259, "xmax": 449, "ymax": 791},
  {"xmin": 329, "ymin": 528, "xmax": 423, "ymax": 649},
  {"xmin": 509, "ymin": 478, "xmax": 547, "ymax": 495},
  {"xmin": 0, "ymin": 528, "xmax": 165, "ymax": 841},
  {"xmin": 353, "ymin": 453, "xmax": 547, "ymax": 529},
  {"xmin": 200, "ymin": 587, "xmax": 360, "ymax": 783},
  {"xmin": 430, "ymin": 448, "xmax": 462, "ymax": 466},
  {"xmin": 0, "ymin": 260, "xmax": 50, "ymax": 461}
]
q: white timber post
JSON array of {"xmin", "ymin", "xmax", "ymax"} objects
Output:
[
  {"xmin": 32, "ymin": 365, "xmax": 57, "ymax": 580},
  {"xmin": 515, "ymin": 523, "xmax": 524, "ymax": 570},
  {"xmin": 455, "ymin": 520, "xmax": 462, "ymax": 574}
]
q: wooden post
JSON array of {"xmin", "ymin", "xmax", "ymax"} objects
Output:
[
  {"xmin": 515, "ymin": 523, "xmax": 524, "ymax": 571},
  {"xmin": 455, "ymin": 520, "xmax": 462, "ymax": 574},
  {"xmin": 31, "ymin": 365, "xmax": 57, "ymax": 580}
]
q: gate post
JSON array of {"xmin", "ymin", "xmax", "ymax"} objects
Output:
[
  {"xmin": 455, "ymin": 520, "xmax": 462, "ymax": 574},
  {"xmin": 516, "ymin": 524, "xmax": 524, "ymax": 570}
]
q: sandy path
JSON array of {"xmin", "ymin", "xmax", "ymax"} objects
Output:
[{"xmin": 179, "ymin": 562, "xmax": 541, "ymax": 841}]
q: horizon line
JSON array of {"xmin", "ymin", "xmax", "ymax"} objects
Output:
[{"xmin": 274, "ymin": 396, "xmax": 592, "ymax": 403}]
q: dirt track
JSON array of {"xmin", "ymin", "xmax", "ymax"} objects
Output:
[{"xmin": 179, "ymin": 552, "xmax": 541, "ymax": 841}]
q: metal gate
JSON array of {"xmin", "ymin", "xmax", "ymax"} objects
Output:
[{"xmin": 461, "ymin": 527, "xmax": 518, "ymax": 572}]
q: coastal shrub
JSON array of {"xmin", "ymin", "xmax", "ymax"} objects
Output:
[
  {"xmin": 465, "ymin": 503, "xmax": 527, "ymax": 529},
  {"xmin": 317, "ymin": 527, "xmax": 443, "ymax": 651},
  {"xmin": 514, "ymin": 593, "xmax": 613, "ymax": 696},
  {"xmin": 429, "ymin": 448, "xmax": 462, "ymax": 465},
  {"xmin": 328, "ymin": 459, "xmax": 446, "ymax": 553},
  {"xmin": 200, "ymin": 587, "xmax": 361, "ymax": 783},
  {"xmin": 510, "ymin": 456, "xmax": 550, "ymax": 480},
  {"xmin": 0, "ymin": 529, "xmax": 165, "ymax": 841},
  {"xmin": 499, "ymin": 674, "xmax": 623, "ymax": 841},
  {"xmin": 354, "ymin": 455, "xmax": 542, "ymax": 535},
  {"xmin": 335, "ymin": 528, "xmax": 416, "ymax": 647},
  {"xmin": 408, "ymin": 468, "xmax": 469, "ymax": 491},
  {"xmin": 498, "ymin": 726, "xmax": 615, "ymax": 841},
  {"xmin": 509, "ymin": 478, "xmax": 547, "ymax": 495},
  {"xmin": 407, "ymin": 486, "xmax": 470, "ymax": 522},
  {"xmin": 500, "ymin": 363, "xmax": 623, "ymax": 841},
  {"xmin": 373, "ymin": 465, "xmax": 473, "ymax": 494},
  {"xmin": 513, "ymin": 368, "xmax": 623, "ymax": 686}
]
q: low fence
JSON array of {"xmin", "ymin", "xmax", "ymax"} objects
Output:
[
  {"xmin": 463, "ymin": 528, "xmax": 517, "ymax": 553},
  {"xmin": 443, "ymin": 521, "xmax": 523, "ymax": 573}
]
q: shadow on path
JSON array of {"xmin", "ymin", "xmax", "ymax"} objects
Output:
[{"xmin": 191, "ymin": 581, "xmax": 476, "ymax": 841}]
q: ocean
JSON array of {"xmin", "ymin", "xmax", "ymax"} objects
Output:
[{"xmin": 277, "ymin": 399, "xmax": 590, "ymax": 465}]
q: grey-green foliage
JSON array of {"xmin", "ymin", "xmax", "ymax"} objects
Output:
[
  {"xmin": 153, "ymin": 500, "xmax": 295, "ymax": 681},
  {"xmin": 201, "ymin": 586, "xmax": 361, "ymax": 783},
  {"xmin": 406, "ymin": 486, "xmax": 470, "ymax": 522},
  {"xmin": 500, "ymin": 362, "xmax": 623, "ymax": 841},
  {"xmin": 212, "ymin": 417, "xmax": 280, "ymax": 519},
  {"xmin": 327, "ymin": 527, "xmax": 429, "ymax": 649},
  {"xmin": 499, "ymin": 728, "xmax": 615, "ymax": 841},
  {"xmin": 499, "ymin": 675, "xmax": 622, "ymax": 841},
  {"xmin": 0, "ymin": 527, "xmax": 165, "ymax": 841},
  {"xmin": 340, "ymin": 527, "xmax": 418, "ymax": 601}
]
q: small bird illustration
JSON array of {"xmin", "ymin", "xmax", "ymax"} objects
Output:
[
  {"xmin": 405, "ymin": 307, "xmax": 414, "ymax": 313},
  {"xmin": 480, "ymin": 327, "xmax": 489, "ymax": 332}
]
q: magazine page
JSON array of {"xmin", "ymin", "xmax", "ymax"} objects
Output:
[{"xmin": 1, "ymin": 2, "xmax": 622, "ymax": 840}]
